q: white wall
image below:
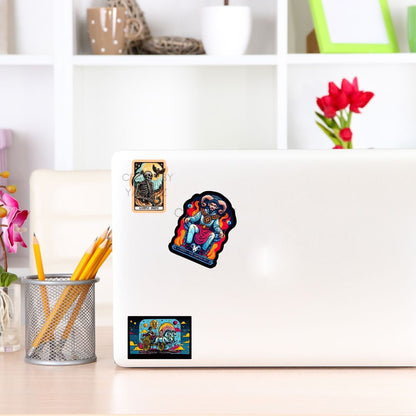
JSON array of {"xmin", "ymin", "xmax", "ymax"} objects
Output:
[
  {"xmin": 1, "ymin": 67, "xmax": 54, "ymax": 267},
  {"xmin": 74, "ymin": 65, "xmax": 277, "ymax": 169}
]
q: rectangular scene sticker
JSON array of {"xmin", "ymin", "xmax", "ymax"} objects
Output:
[
  {"xmin": 128, "ymin": 316, "xmax": 192, "ymax": 359},
  {"xmin": 131, "ymin": 160, "xmax": 167, "ymax": 212}
]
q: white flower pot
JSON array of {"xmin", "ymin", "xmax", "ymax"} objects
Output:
[
  {"xmin": 0, "ymin": 284, "xmax": 21, "ymax": 353},
  {"xmin": 201, "ymin": 6, "xmax": 252, "ymax": 56}
]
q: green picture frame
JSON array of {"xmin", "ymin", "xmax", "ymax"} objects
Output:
[{"xmin": 309, "ymin": 0, "xmax": 399, "ymax": 53}]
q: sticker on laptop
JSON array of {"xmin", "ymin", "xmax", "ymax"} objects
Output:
[
  {"xmin": 168, "ymin": 191, "xmax": 237, "ymax": 268},
  {"xmin": 128, "ymin": 316, "xmax": 192, "ymax": 359},
  {"xmin": 131, "ymin": 160, "xmax": 167, "ymax": 212}
]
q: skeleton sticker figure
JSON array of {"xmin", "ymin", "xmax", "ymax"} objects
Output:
[
  {"xmin": 131, "ymin": 160, "xmax": 167, "ymax": 212},
  {"xmin": 169, "ymin": 191, "xmax": 237, "ymax": 268}
]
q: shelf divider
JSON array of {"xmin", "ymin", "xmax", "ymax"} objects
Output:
[
  {"xmin": 277, "ymin": 0, "xmax": 288, "ymax": 149},
  {"xmin": 54, "ymin": 0, "xmax": 74, "ymax": 170}
]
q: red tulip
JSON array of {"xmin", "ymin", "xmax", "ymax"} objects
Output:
[
  {"xmin": 317, "ymin": 81, "xmax": 350, "ymax": 118},
  {"xmin": 328, "ymin": 82, "xmax": 349, "ymax": 111},
  {"xmin": 341, "ymin": 77, "xmax": 374, "ymax": 113},
  {"xmin": 316, "ymin": 95, "xmax": 337, "ymax": 118},
  {"xmin": 341, "ymin": 77, "xmax": 359, "ymax": 97},
  {"xmin": 340, "ymin": 127, "xmax": 353, "ymax": 142},
  {"xmin": 316, "ymin": 77, "xmax": 373, "ymax": 150}
]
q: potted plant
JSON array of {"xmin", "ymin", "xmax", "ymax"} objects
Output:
[
  {"xmin": 201, "ymin": 0, "xmax": 252, "ymax": 55},
  {"xmin": 0, "ymin": 171, "xmax": 28, "ymax": 352}
]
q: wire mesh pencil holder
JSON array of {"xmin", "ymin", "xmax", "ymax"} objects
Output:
[{"xmin": 23, "ymin": 274, "xmax": 99, "ymax": 366}]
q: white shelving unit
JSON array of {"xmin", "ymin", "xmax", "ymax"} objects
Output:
[
  {"xmin": 67, "ymin": 0, "xmax": 278, "ymax": 171},
  {"xmin": 5, "ymin": 0, "xmax": 416, "ymax": 269}
]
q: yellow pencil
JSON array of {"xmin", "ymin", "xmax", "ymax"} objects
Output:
[
  {"xmin": 28, "ymin": 230, "xmax": 113, "ymax": 355},
  {"xmin": 91, "ymin": 244, "xmax": 112, "ymax": 278},
  {"xmin": 28, "ymin": 238, "xmax": 97, "ymax": 353},
  {"xmin": 63, "ymin": 232, "xmax": 112, "ymax": 340},
  {"xmin": 32, "ymin": 234, "xmax": 50, "ymax": 319},
  {"xmin": 78, "ymin": 239, "xmax": 109, "ymax": 281},
  {"xmin": 62, "ymin": 283, "xmax": 92, "ymax": 341},
  {"xmin": 71, "ymin": 239, "xmax": 96, "ymax": 281},
  {"xmin": 32, "ymin": 234, "xmax": 45, "ymax": 281}
]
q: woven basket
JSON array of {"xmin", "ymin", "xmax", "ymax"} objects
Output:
[
  {"xmin": 106, "ymin": 0, "xmax": 205, "ymax": 55},
  {"xmin": 138, "ymin": 36, "xmax": 205, "ymax": 55}
]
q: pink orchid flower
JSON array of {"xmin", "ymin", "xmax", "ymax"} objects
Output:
[{"xmin": 0, "ymin": 191, "xmax": 29, "ymax": 253}]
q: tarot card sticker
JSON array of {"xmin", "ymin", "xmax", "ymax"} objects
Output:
[
  {"xmin": 168, "ymin": 191, "xmax": 237, "ymax": 268},
  {"xmin": 131, "ymin": 160, "xmax": 167, "ymax": 212},
  {"xmin": 128, "ymin": 316, "xmax": 192, "ymax": 359}
]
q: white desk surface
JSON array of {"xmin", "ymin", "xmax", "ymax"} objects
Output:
[{"xmin": 1, "ymin": 327, "xmax": 416, "ymax": 415}]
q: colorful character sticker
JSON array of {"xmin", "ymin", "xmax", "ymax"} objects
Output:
[
  {"xmin": 128, "ymin": 316, "xmax": 191, "ymax": 359},
  {"xmin": 131, "ymin": 160, "xmax": 167, "ymax": 212},
  {"xmin": 168, "ymin": 191, "xmax": 237, "ymax": 268}
]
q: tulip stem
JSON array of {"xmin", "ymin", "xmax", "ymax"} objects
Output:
[
  {"xmin": 347, "ymin": 110, "xmax": 352, "ymax": 126},
  {"xmin": 0, "ymin": 232, "xmax": 7, "ymax": 272}
]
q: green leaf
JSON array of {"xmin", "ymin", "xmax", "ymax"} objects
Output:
[
  {"xmin": 315, "ymin": 112, "xmax": 338, "ymax": 129},
  {"xmin": 316, "ymin": 122, "xmax": 336, "ymax": 139},
  {"xmin": 0, "ymin": 272, "xmax": 18, "ymax": 287},
  {"xmin": 8, "ymin": 274, "xmax": 18, "ymax": 285},
  {"xmin": 316, "ymin": 122, "xmax": 341, "ymax": 146}
]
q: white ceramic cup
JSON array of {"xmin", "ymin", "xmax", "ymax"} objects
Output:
[{"xmin": 201, "ymin": 6, "xmax": 252, "ymax": 56}]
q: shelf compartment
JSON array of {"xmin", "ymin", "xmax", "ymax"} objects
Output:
[
  {"xmin": 74, "ymin": 0, "xmax": 277, "ymax": 56},
  {"xmin": 287, "ymin": 63, "xmax": 416, "ymax": 150},
  {"xmin": 10, "ymin": 0, "xmax": 54, "ymax": 55}
]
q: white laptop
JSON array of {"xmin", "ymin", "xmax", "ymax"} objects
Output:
[{"xmin": 112, "ymin": 150, "xmax": 416, "ymax": 367}]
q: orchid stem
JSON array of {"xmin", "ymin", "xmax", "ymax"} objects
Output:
[{"xmin": 0, "ymin": 232, "xmax": 7, "ymax": 272}]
